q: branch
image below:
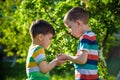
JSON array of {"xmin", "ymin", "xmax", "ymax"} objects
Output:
[
  {"xmin": 99, "ymin": 28, "xmax": 109, "ymax": 67},
  {"xmin": 101, "ymin": 28, "xmax": 109, "ymax": 48},
  {"xmin": 44, "ymin": 8, "xmax": 61, "ymax": 27}
]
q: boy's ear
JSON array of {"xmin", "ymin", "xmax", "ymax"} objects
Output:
[
  {"xmin": 76, "ymin": 20, "xmax": 81, "ymax": 26},
  {"xmin": 38, "ymin": 34, "xmax": 44, "ymax": 41}
]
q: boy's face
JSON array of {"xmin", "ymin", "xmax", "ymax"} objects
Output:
[
  {"xmin": 64, "ymin": 20, "xmax": 83, "ymax": 38},
  {"xmin": 39, "ymin": 33, "xmax": 53, "ymax": 48}
]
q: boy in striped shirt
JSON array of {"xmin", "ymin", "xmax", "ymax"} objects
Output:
[
  {"xmin": 26, "ymin": 20, "xmax": 66, "ymax": 80},
  {"xmin": 62, "ymin": 7, "xmax": 99, "ymax": 80}
]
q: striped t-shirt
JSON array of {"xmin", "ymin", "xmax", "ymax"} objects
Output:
[
  {"xmin": 26, "ymin": 45, "xmax": 49, "ymax": 80},
  {"xmin": 74, "ymin": 31, "xmax": 99, "ymax": 80}
]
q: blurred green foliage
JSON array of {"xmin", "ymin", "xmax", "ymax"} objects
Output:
[
  {"xmin": 0, "ymin": 61, "xmax": 26, "ymax": 80},
  {"xmin": 0, "ymin": 0, "xmax": 120, "ymax": 80},
  {"xmin": 0, "ymin": 61, "xmax": 116, "ymax": 80}
]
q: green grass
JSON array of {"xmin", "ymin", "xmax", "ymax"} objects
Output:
[
  {"xmin": 51, "ymin": 74, "xmax": 74, "ymax": 80},
  {"xmin": 0, "ymin": 61, "xmax": 74, "ymax": 80},
  {"xmin": 0, "ymin": 60, "xmax": 118, "ymax": 80}
]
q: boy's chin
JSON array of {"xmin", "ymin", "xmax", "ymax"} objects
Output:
[
  {"xmin": 71, "ymin": 35, "xmax": 79, "ymax": 39},
  {"xmin": 43, "ymin": 45, "xmax": 48, "ymax": 49},
  {"xmin": 72, "ymin": 35, "xmax": 80, "ymax": 38}
]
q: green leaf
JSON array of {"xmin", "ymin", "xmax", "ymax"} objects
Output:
[{"xmin": 102, "ymin": 0, "xmax": 109, "ymax": 5}]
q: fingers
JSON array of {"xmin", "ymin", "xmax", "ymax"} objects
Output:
[
  {"xmin": 57, "ymin": 53, "xmax": 67, "ymax": 60},
  {"xmin": 56, "ymin": 59, "xmax": 66, "ymax": 66},
  {"xmin": 56, "ymin": 54, "xmax": 67, "ymax": 66}
]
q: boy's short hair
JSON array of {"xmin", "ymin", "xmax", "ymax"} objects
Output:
[
  {"xmin": 64, "ymin": 7, "xmax": 89, "ymax": 24},
  {"xmin": 30, "ymin": 20, "xmax": 55, "ymax": 38}
]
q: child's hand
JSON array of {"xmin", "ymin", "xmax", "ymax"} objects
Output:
[
  {"xmin": 55, "ymin": 54, "xmax": 67, "ymax": 66},
  {"xmin": 57, "ymin": 53, "xmax": 67, "ymax": 60}
]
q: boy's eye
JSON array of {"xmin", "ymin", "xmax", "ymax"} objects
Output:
[{"xmin": 68, "ymin": 26, "xmax": 71, "ymax": 28}]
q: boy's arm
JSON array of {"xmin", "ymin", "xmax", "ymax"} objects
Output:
[
  {"xmin": 39, "ymin": 58, "xmax": 65, "ymax": 73},
  {"xmin": 38, "ymin": 59, "xmax": 56, "ymax": 73},
  {"xmin": 65, "ymin": 50, "xmax": 88, "ymax": 64}
]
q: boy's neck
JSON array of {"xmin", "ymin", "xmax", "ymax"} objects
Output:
[
  {"xmin": 31, "ymin": 39, "xmax": 40, "ymax": 46},
  {"xmin": 82, "ymin": 24, "xmax": 90, "ymax": 34}
]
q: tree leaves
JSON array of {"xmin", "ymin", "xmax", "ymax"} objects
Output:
[{"xmin": 0, "ymin": 0, "xmax": 120, "ymax": 79}]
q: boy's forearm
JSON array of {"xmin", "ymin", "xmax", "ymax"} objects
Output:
[
  {"xmin": 66, "ymin": 55, "xmax": 78, "ymax": 63},
  {"xmin": 66, "ymin": 55, "xmax": 74, "ymax": 62},
  {"xmin": 66, "ymin": 52, "xmax": 88, "ymax": 64},
  {"xmin": 47, "ymin": 59, "xmax": 57, "ymax": 70},
  {"xmin": 40, "ymin": 59, "xmax": 57, "ymax": 73}
]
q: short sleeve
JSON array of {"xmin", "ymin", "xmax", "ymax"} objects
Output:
[
  {"xmin": 78, "ymin": 36, "xmax": 90, "ymax": 52},
  {"xmin": 77, "ymin": 32, "xmax": 98, "ymax": 52},
  {"xmin": 32, "ymin": 46, "xmax": 46, "ymax": 64}
]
